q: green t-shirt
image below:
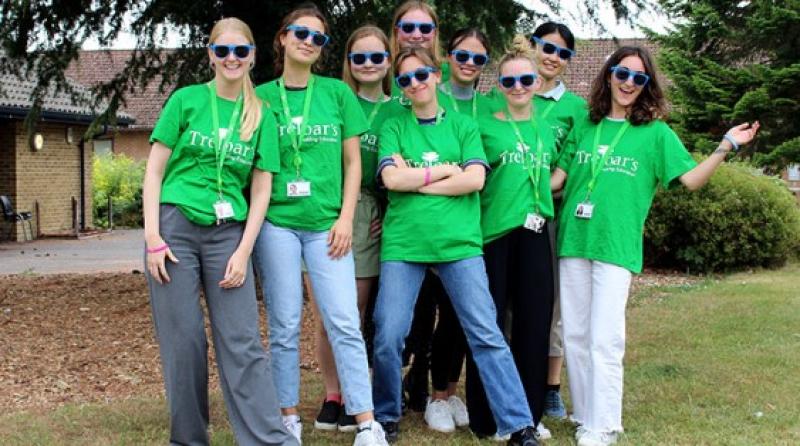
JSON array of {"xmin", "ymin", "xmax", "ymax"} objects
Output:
[
  {"xmin": 533, "ymin": 89, "xmax": 588, "ymax": 155},
  {"xmin": 478, "ymin": 114, "xmax": 557, "ymax": 243},
  {"xmin": 150, "ymin": 84, "xmax": 280, "ymax": 226},
  {"xmin": 437, "ymin": 83, "xmax": 504, "ymax": 120},
  {"xmin": 378, "ymin": 110, "xmax": 487, "ymax": 262},
  {"xmin": 557, "ymin": 118, "xmax": 698, "ymax": 273},
  {"xmin": 357, "ymin": 96, "xmax": 407, "ymax": 191},
  {"xmin": 255, "ymin": 75, "xmax": 368, "ymax": 231}
]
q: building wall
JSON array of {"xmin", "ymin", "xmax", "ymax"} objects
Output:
[
  {"xmin": 113, "ymin": 130, "xmax": 151, "ymax": 160},
  {"xmin": 9, "ymin": 122, "xmax": 92, "ymax": 240}
]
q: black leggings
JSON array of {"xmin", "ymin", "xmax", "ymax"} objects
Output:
[{"xmin": 466, "ymin": 225, "xmax": 554, "ymax": 434}]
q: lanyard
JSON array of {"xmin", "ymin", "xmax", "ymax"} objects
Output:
[
  {"xmin": 365, "ymin": 94, "xmax": 385, "ymax": 129},
  {"xmin": 505, "ymin": 109, "xmax": 544, "ymax": 214},
  {"xmin": 540, "ymin": 101, "xmax": 556, "ymax": 119},
  {"xmin": 585, "ymin": 119, "xmax": 631, "ymax": 200},
  {"xmin": 443, "ymin": 83, "xmax": 477, "ymax": 119},
  {"xmin": 208, "ymin": 81, "xmax": 243, "ymax": 200},
  {"xmin": 278, "ymin": 75, "xmax": 315, "ymax": 178}
]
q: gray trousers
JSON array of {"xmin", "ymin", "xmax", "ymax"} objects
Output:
[{"xmin": 146, "ymin": 205, "xmax": 297, "ymax": 446}]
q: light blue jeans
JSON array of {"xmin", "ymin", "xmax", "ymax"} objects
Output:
[
  {"xmin": 372, "ymin": 256, "xmax": 533, "ymax": 435},
  {"xmin": 253, "ymin": 221, "xmax": 373, "ymax": 415}
]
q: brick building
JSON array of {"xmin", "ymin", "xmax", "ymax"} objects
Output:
[{"xmin": 0, "ymin": 69, "xmax": 133, "ymax": 241}]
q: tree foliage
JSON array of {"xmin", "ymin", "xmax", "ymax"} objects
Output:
[{"xmin": 654, "ymin": 0, "xmax": 800, "ymax": 171}]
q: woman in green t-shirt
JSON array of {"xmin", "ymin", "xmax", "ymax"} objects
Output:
[
  {"xmin": 528, "ymin": 21, "xmax": 587, "ymax": 423},
  {"xmin": 372, "ymin": 47, "xmax": 540, "ymax": 446},
  {"xmin": 554, "ymin": 46, "xmax": 759, "ymax": 446},
  {"xmin": 142, "ymin": 18, "xmax": 296, "ymax": 445},
  {"xmin": 307, "ymin": 24, "xmax": 405, "ymax": 434},
  {"xmin": 466, "ymin": 34, "xmax": 559, "ymax": 442},
  {"xmin": 251, "ymin": 6, "xmax": 387, "ymax": 446}
]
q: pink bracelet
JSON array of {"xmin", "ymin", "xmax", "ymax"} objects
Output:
[
  {"xmin": 423, "ymin": 167, "xmax": 431, "ymax": 186},
  {"xmin": 146, "ymin": 243, "xmax": 169, "ymax": 254}
]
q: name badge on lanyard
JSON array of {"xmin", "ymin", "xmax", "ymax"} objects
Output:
[
  {"xmin": 574, "ymin": 202, "xmax": 594, "ymax": 219},
  {"xmin": 279, "ymin": 76, "xmax": 316, "ymax": 199},
  {"xmin": 208, "ymin": 81, "xmax": 242, "ymax": 224},
  {"xmin": 524, "ymin": 213, "xmax": 546, "ymax": 232},
  {"xmin": 578, "ymin": 120, "xmax": 631, "ymax": 221},
  {"xmin": 214, "ymin": 200, "xmax": 235, "ymax": 220},
  {"xmin": 287, "ymin": 180, "xmax": 311, "ymax": 197}
]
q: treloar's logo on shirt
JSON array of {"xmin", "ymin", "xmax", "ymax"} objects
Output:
[
  {"xmin": 422, "ymin": 152, "xmax": 439, "ymax": 165},
  {"xmin": 278, "ymin": 116, "xmax": 340, "ymax": 144},
  {"xmin": 403, "ymin": 151, "xmax": 459, "ymax": 168},
  {"xmin": 575, "ymin": 149, "xmax": 640, "ymax": 176},
  {"xmin": 361, "ymin": 132, "xmax": 378, "ymax": 152},
  {"xmin": 499, "ymin": 149, "xmax": 552, "ymax": 170},
  {"xmin": 189, "ymin": 130, "xmax": 254, "ymax": 165}
]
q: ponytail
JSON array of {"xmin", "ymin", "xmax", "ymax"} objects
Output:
[{"xmin": 238, "ymin": 70, "xmax": 261, "ymax": 142}]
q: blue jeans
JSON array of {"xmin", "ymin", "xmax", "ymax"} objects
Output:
[
  {"xmin": 372, "ymin": 257, "xmax": 533, "ymax": 435},
  {"xmin": 253, "ymin": 221, "xmax": 373, "ymax": 414}
]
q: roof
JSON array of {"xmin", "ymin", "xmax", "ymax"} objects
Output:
[
  {"xmin": 0, "ymin": 60, "xmax": 135, "ymax": 125},
  {"xmin": 477, "ymin": 38, "xmax": 660, "ymax": 97},
  {"xmin": 65, "ymin": 50, "xmax": 170, "ymax": 129}
]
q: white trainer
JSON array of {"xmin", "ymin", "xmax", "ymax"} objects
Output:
[
  {"xmin": 282, "ymin": 414, "xmax": 302, "ymax": 445},
  {"xmin": 424, "ymin": 398, "xmax": 456, "ymax": 433},
  {"xmin": 490, "ymin": 432, "xmax": 511, "ymax": 442},
  {"xmin": 577, "ymin": 430, "xmax": 619, "ymax": 446},
  {"xmin": 447, "ymin": 395, "xmax": 469, "ymax": 427},
  {"xmin": 536, "ymin": 422, "xmax": 552, "ymax": 440},
  {"xmin": 353, "ymin": 420, "xmax": 389, "ymax": 446}
]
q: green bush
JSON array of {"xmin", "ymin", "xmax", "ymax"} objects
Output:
[
  {"xmin": 92, "ymin": 153, "xmax": 145, "ymax": 228},
  {"xmin": 644, "ymin": 160, "xmax": 800, "ymax": 273}
]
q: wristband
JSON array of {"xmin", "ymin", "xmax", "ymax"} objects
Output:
[
  {"xmin": 423, "ymin": 167, "xmax": 431, "ymax": 186},
  {"xmin": 723, "ymin": 134, "xmax": 739, "ymax": 152},
  {"xmin": 146, "ymin": 243, "xmax": 169, "ymax": 254}
]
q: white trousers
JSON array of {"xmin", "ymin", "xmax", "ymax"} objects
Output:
[{"xmin": 559, "ymin": 257, "xmax": 632, "ymax": 433}]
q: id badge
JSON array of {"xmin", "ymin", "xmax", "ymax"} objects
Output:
[
  {"xmin": 524, "ymin": 213, "xmax": 546, "ymax": 233},
  {"xmin": 575, "ymin": 202, "xmax": 594, "ymax": 219},
  {"xmin": 213, "ymin": 200, "xmax": 235, "ymax": 220},
  {"xmin": 287, "ymin": 180, "xmax": 311, "ymax": 197}
]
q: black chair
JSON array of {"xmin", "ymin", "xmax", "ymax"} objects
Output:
[{"xmin": 1, "ymin": 195, "xmax": 33, "ymax": 241}]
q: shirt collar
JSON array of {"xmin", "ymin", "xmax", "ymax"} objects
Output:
[{"xmin": 537, "ymin": 80, "xmax": 566, "ymax": 101}]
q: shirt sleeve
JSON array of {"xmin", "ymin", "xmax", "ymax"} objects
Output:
[
  {"xmin": 340, "ymin": 83, "xmax": 369, "ymax": 139},
  {"xmin": 459, "ymin": 117, "xmax": 489, "ymax": 170},
  {"xmin": 149, "ymin": 88, "xmax": 185, "ymax": 149},
  {"xmin": 253, "ymin": 104, "xmax": 281, "ymax": 174},
  {"xmin": 656, "ymin": 122, "xmax": 697, "ymax": 190},
  {"xmin": 376, "ymin": 117, "xmax": 401, "ymax": 181}
]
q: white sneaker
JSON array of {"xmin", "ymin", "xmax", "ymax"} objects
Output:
[
  {"xmin": 535, "ymin": 422, "xmax": 552, "ymax": 440},
  {"xmin": 447, "ymin": 395, "xmax": 469, "ymax": 427},
  {"xmin": 424, "ymin": 398, "xmax": 456, "ymax": 433},
  {"xmin": 577, "ymin": 430, "xmax": 619, "ymax": 446},
  {"xmin": 490, "ymin": 433, "xmax": 511, "ymax": 442},
  {"xmin": 575, "ymin": 425, "xmax": 589, "ymax": 442},
  {"xmin": 282, "ymin": 414, "xmax": 302, "ymax": 445},
  {"xmin": 353, "ymin": 420, "xmax": 389, "ymax": 446}
]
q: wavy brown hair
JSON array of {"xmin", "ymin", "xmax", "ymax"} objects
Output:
[
  {"xmin": 342, "ymin": 26, "xmax": 392, "ymax": 96},
  {"xmin": 588, "ymin": 46, "xmax": 667, "ymax": 126},
  {"xmin": 272, "ymin": 3, "xmax": 329, "ymax": 76}
]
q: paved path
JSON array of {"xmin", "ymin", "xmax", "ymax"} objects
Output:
[{"xmin": 0, "ymin": 229, "xmax": 143, "ymax": 275}]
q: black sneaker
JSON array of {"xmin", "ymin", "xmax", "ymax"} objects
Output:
[
  {"xmin": 508, "ymin": 426, "xmax": 540, "ymax": 446},
  {"xmin": 337, "ymin": 405, "xmax": 357, "ymax": 432},
  {"xmin": 379, "ymin": 421, "xmax": 399, "ymax": 444},
  {"xmin": 313, "ymin": 400, "xmax": 340, "ymax": 431}
]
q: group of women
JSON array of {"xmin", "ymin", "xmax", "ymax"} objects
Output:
[{"xmin": 142, "ymin": 1, "xmax": 760, "ymax": 446}]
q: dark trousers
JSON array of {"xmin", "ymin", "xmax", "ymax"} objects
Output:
[{"xmin": 466, "ymin": 225, "xmax": 554, "ymax": 435}]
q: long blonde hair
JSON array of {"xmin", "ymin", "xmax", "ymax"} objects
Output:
[
  {"xmin": 389, "ymin": 1, "xmax": 442, "ymax": 66},
  {"xmin": 342, "ymin": 26, "xmax": 392, "ymax": 96},
  {"xmin": 497, "ymin": 34, "xmax": 537, "ymax": 73},
  {"xmin": 209, "ymin": 18, "xmax": 261, "ymax": 142}
]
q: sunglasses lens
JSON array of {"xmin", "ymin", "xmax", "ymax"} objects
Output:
[
  {"xmin": 520, "ymin": 75, "xmax": 535, "ymax": 86},
  {"xmin": 352, "ymin": 53, "xmax": 367, "ymax": 65},
  {"xmin": 397, "ymin": 75, "xmax": 412, "ymax": 88},
  {"xmin": 293, "ymin": 28, "xmax": 309, "ymax": 41},
  {"xmin": 369, "ymin": 53, "xmax": 385, "ymax": 64},
  {"xmin": 414, "ymin": 69, "xmax": 430, "ymax": 82},
  {"xmin": 401, "ymin": 23, "xmax": 415, "ymax": 33},
  {"xmin": 542, "ymin": 43, "xmax": 557, "ymax": 55},
  {"xmin": 454, "ymin": 51, "xmax": 470, "ymax": 63},
  {"xmin": 614, "ymin": 68, "xmax": 630, "ymax": 82},
  {"xmin": 213, "ymin": 46, "xmax": 229, "ymax": 58},
  {"xmin": 419, "ymin": 24, "xmax": 434, "ymax": 34},
  {"xmin": 233, "ymin": 46, "xmax": 250, "ymax": 58},
  {"xmin": 558, "ymin": 49, "xmax": 572, "ymax": 60},
  {"xmin": 473, "ymin": 54, "xmax": 488, "ymax": 66},
  {"xmin": 312, "ymin": 33, "xmax": 327, "ymax": 46},
  {"xmin": 633, "ymin": 74, "xmax": 648, "ymax": 86},
  {"xmin": 499, "ymin": 77, "xmax": 516, "ymax": 89}
]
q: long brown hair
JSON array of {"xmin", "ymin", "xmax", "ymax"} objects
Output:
[
  {"xmin": 389, "ymin": 1, "xmax": 442, "ymax": 66},
  {"xmin": 588, "ymin": 46, "xmax": 667, "ymax": 126},
  {"xmin": 342, "ymin": 26, "xmax": 392, "ymax": 96},
  {"xmin": 272, "ymin": 3, "xmax": 329, "ymax": 76},
  {"xmin": 209, "ymin": 18, "xmax": 261, "ymax": 142}
]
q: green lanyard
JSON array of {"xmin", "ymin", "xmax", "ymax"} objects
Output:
[
  {"xmin": 540, "ymin": 101, "xmax": 556, "ymax": 119},
  {"xmin": 365, "ymin": 94, "xmax": 385, "ymax": 129},
  {"xmin": 278, "ymin": 75, "xmax": 316, "ymax": 178},
  {"xmin": 585, "ymin": 119, "xmax": 631, "ymax": 200},
  {"xmin": 208, "ymin": 81, "xmax": 243, "ymax": 200},
  {"xmin": 505, "ymin": 109, "xmax": 544, "ymax": 214},
  {"xmin": 443, "ymin": 83, "xmax": 477, "ymax": 119}
]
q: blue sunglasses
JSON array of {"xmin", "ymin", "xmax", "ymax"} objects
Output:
[
  {"xmin": 348, "ymin": 52, "xmax": 389, "ymax": 65},
  {"xmin": 449, "ymin": 49, "xmax": 489, "ymax": 66},
  {"xmin": 498, "ymin": 73, "xmax": 538, "ymax": 89},
  {"xmin": 286, "ymin": 25, "xmax": 330, "ymax": 47},
  {"xmin": 396, "ymin": 66, "xmax": 437, "ymax": 89},
  {"xmin": 396, "ymin": 21, "xmax": 436, "ymax": 35},
  {"xmin": 209, "ymin": 44, "xmax": 255, "ymax": 59},
  {"xmin": 609, "ymin": 65, "xmax": 650, "ymax": 87},
  {"xmin": 531, "ymin": 36, "xmax": 574, "ymax": 60}
]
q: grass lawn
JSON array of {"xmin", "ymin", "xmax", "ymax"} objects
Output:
[{"xmin": 2, "ymin": 264, "xmax": 799, "ymax": 445}]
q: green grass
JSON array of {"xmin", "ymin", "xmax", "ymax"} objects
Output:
[{"xmin": 3, "ymin": 265, "xmax": 800, "ymax": 445}]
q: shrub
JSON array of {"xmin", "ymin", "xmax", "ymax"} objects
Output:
[
  {"xmin": 644, "ymin": 160, "xmax": 800, "ymax": 273},
  {"xmin": 93, "ymin": 153, "xmax": 145, "ymax": 228}
]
